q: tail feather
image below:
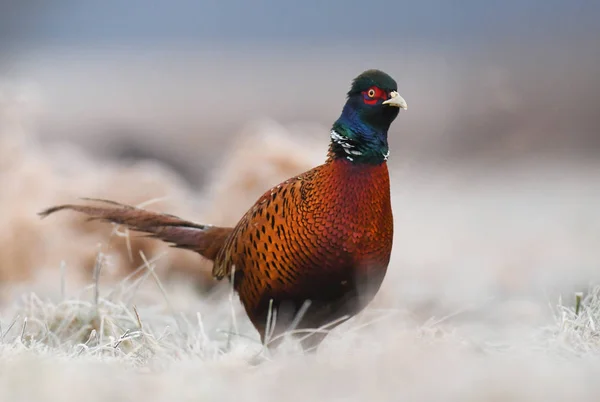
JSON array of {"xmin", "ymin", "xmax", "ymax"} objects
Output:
[{"xmin": 39, "ymin": 198, "xmax": 233, "ymax": 262}]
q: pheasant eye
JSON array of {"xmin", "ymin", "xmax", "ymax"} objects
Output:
[{"xmin": 367, "ymin": 88, "xmax": 376, "ymax": 98}]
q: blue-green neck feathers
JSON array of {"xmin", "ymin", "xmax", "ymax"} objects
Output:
[
  {"xmin": 329, "ymin": 69, "xmax": 400, "ymax": 165},
  {"xmin": 330, "ymin": 104, "xmax": 391, "ymax": 164}
]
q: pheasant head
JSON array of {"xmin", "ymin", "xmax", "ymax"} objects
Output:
[{"xmin": 330, "ymin": 69, "xmax": 407, "ymax": 164}]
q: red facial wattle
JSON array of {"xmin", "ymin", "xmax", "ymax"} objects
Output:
[{"xmin": 362, "ymin": 86, "xmax": 388, "ymax": 105}]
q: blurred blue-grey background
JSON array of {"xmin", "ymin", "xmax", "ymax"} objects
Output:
[
  {"xmin": 2, "ymin": 1, "xmax": 598, "ymax": 44},
  {"xmin": 1, "ymin": 1, "xmax": 599, "ymax": 185}
]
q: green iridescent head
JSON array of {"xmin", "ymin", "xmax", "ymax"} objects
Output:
[{"xmin": 331, "ymin": 69, "xmax": 407, "ymax": 164}]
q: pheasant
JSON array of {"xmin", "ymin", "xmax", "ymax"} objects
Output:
[{"xmin": 39, "ymin": 69, "xmax": 407, "ymax": 351}]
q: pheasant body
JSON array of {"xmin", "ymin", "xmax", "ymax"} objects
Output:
[
  {"xmin": 217, "ymin": 157, "xmax": 393, "ymax": 346},
  {"xmin": 40, "ymin": 69, "xmax": 407, "ymax": 350}
]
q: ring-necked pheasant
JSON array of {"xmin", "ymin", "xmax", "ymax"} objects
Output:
[{"xmin": 39, "ymin": 69, "xmax": 407, "ymax": 351}]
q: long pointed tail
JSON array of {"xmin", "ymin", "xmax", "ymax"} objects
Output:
[{"xmin": 39, "ymin": 198, "xmax": 233, "ymax": 262}]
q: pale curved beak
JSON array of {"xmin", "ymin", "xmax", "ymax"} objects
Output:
[{"xmin": 382, "ymin": 91, "xmax": 407, "ymax": 110}]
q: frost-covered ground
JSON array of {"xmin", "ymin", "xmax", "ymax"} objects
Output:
[
  {"xmin": 2, "ymin": 79, "xmax": 600, "ymax": 401},
  {"xmin": 2, "ymin": 248, "xmax": 600, "ymax": 401}
]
